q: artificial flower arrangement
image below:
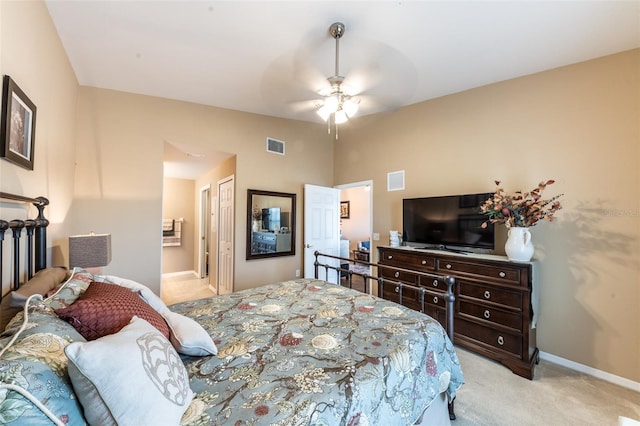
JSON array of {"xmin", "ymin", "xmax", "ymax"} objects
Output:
[{"xmin": 480, "ymin": 180, "xmax": 563, "ymax": 229}]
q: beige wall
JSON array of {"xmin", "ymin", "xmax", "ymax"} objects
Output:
[
  {"xmin": 334, "ymin": 49, "xmax": 640, "ymax": 383},
  {"xmin": 162, "ymin": 177, "xmax": 195, "ymax": 274},
  {"xmin": 73, "ymin": 86, "xmax": 333, "ymax": 294},
  {"xmin": 0, "ymin": 0, "xmax": 78, "ymax": 290}
]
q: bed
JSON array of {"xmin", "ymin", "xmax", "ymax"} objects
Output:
[{"xmin": 0, "ymin": 192, "xmax": 463, "ymax": 425}]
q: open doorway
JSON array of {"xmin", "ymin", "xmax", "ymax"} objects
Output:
[{"xmin": 336, "ymin": 180, "xmax": 373, "ymax": 291}]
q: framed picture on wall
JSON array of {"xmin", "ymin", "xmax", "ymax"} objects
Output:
[
  {"xmin": 1, "ymin": 75, "xmax": 37, "ymax": 170},
  {"xmin": 340, "ymin": 201, "xmax": 350, "ymax": 219}
]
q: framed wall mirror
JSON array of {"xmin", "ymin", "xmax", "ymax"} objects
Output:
[{"xmin": 246, "ymin": 189, "xmax": 296, "ymax": 260}]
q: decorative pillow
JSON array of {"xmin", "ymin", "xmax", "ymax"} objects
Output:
[
  {"xmin": 93, "ymin": 274, "xmax": 169, "ymax": 314},
  {"xmin": 162, "ymin": 311, "xmax": 217, "ymax": 356},
  {"xmin": 0, "ymin": 301, "xmax": 87, "ymax": 425},
  {"xmin": 0, "ymin": 267, "xmax": 69, "ymax": 331},
  {"xmin": 54, "ymin": 282, "xmax": 170, "ymax": 340},
  {"xmin": 45, "ymin": 268, "xmax": 95, "ymax": 311},
  {"xmin": 94, "ymin": 274, "xmax": 217, "ymax": 357},
  {"xmin": 64, "ymin": 316, "xmax": 193, "ymax": 426}
]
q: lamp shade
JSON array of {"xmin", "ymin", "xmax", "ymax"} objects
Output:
[{"xmin": 69, "ymin": 233, "xmax": 112, "ymax": 268}]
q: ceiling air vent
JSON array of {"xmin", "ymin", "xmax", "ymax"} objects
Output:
[
  {"xmin": 387, "ymin": 170, "xmax": 405, "ymax": 192},
  {"xmin": 266, "ymin": 137, "xmax": 285, "ymax": 155}
]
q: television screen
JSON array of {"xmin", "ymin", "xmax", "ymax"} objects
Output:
[
  {"xmin": 262, "ymin": 207, "xmax": 281, "ymax": 232},
  {"xmin": 402, "ymin": 193, "xmax": 494, "ymax": 250}
]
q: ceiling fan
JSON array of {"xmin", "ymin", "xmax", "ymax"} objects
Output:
[{"xmin": 316, "ymin": 22, "xmax": 360, "ymax": 138}]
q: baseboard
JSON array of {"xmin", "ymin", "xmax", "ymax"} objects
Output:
[
  {"xmin": 539, "ymin": 351, "xmax": 640, "ymax": 392},
  {"xmin": 162, "ymin": 270, "xmax": 198, "ymax": 279}
]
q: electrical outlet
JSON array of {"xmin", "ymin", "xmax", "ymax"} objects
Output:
[
  {"xmin": 373, "ymin": 233, "xmax": 380, "ymax": 241},
  {"xmin": 295, "ymin": 269, "xmax": 300, "ymax": 277}
]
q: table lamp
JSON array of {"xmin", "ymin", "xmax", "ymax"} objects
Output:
[{"xmin": 69, "ymin": 233, "xmax": 112, "ymax": 272}]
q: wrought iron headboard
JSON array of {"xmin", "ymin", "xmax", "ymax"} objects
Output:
[{"xmin": 0, "ymin": 192, "xmax": 49, "ymax": 298}]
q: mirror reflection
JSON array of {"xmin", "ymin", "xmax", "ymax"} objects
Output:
[{"xmin": 246, "ymin": 189, "xmax": 296, "ymax": 260}]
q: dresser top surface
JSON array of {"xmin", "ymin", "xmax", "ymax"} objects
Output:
[{"xmin": 378, "ymin": 245, "xmax": 535, "ymax": 265}]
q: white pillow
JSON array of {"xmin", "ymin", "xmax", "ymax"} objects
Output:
[
  {"xmin": 64, "ymin": 316, "xmax": 193, "ymax": 426},
  {"xmin": 162, "ymin": 311, "xmax": 218, "ymax": 356}
]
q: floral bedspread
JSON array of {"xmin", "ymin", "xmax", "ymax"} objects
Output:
[{"xmin": 171, "ymin": 279, "xmax": 464, "ymax": 425}]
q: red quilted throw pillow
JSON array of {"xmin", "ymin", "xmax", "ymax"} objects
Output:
[{"xmin": 55, "ymin": 281, "xmax": 170, "ymax": 340}]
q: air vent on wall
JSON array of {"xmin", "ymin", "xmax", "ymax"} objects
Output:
[
  {"xmin": 387, "ymin": 170, "xmax": 405, "ymax": 191},
  {"xmin": 266, "ymin": 137, "xmax": 285, "ymax": 155}
]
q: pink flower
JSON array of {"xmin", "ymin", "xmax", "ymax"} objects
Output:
[
  {"xmin": 279, "ymin": 332, "xmax": 303, "ymax": 346},
  {"xmin": 255, "ymin": 405, "xmax": 269, "ymax": 416}
]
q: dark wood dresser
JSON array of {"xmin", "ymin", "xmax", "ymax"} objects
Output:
[{"xmin": 378, "ymin": 246, "xmax": 539, "ymax": 379}]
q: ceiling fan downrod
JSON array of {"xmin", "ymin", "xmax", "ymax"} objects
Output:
[{"xmin": 329, "ymin": 22, "xmax": 345, "ymax": 79}]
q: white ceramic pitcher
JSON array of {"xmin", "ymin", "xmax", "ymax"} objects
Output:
[{"xmin": 505, "ymin": 227, "xmax": 534, "ymax": 261}]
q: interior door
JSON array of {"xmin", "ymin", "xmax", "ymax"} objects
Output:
[
  {"xmin": 303, "ymin": 184, "xmax": 340, "ymax": 283},
  {"xmin": 217, "ymin": 175, "xmax": 234, "ymax": 294}
]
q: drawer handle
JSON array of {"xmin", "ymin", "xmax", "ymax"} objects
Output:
[
  {"xmin": 395, "ymin": 287, "xmax": 400, "ymax": 293},
  {"xmin": 499, "ymin": 271, "xmax": 506, "ymax": 278},
  {"xmin": 445, "ymin": 264, "xmax": 452, "ymax": 269},
  {"xmin": 421, "ymin": 260, "xmax": 427, "ymax": 265},
  {"xmin": 497, "ymin": 335, "xmax": 504, "ymax": 346},
  {"xmin": 433, "ymin": 296, "xmax": 438, "ymax": 303},
  {"xmin": 483, "ymin": 310, "xmax": 491, "ymax": 319},
  {"xmin": 484, "ymin": 290, "xmax": 491, "ymax": 299},
  {"xmin": 388, "ymin": 255, "xmax": 393, "ymax": 259},
  {"xmin": 394, "ymin": 271, "xmax": 400, "ymax": 278},
  {"xmin": 432, "ymin": 279, "xmax": 438, "ymax": 287}
]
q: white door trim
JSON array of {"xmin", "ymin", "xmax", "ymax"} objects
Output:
[{"xmin": 198, "ymin": 184, "xmax": 211, "ymax": 278}]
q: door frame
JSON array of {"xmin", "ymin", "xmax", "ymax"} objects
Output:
[
  {"xmin": 336, "ymin": 179, "xmax": 374, "ymax": 261},
  {"xmin": 198, "ymin": 184, "xmax": 211, "ymax": 278}
]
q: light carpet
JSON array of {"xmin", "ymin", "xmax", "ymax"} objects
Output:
[{"xmin": 453, "ymin": 347, "xmax": 640, "ymax": 425}]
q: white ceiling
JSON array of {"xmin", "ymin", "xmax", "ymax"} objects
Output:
[{"xmin": 45, "ymin": 1, "xmax": 640, "ymax": 177}]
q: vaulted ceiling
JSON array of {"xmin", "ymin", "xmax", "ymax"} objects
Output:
[{"xmin": 45, "ymin": 1, "xmax": 640, "ymax": 177}]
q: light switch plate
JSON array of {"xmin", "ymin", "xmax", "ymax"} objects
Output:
[{"xmin": 373, "ymin": 233, "xmax": 380, "ymax": 241}]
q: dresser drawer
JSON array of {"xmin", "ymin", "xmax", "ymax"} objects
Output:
[
  {"xmin": 438, "ymin": 260, "xmax": 521, "ymax": 284},
  {"xmin": 380, "ymin": 267, "xmax": 418, "ymax": 285},
  {"xmin": 379, "ymin": 250, "xmax": 436, "ymax": 271},
  {"xmin": 458, "ymin": 281, "xmax": 523, "ymax": 311},
  {"xmin": 382, "ymin": 284, "xmax": 420, "ymax": 311},
  {"xmin": 455, "ymin": 318, "xmax": 522, "ymax": 357},
  {"xmin": 458, "ymin": 300, "xmax": 522, "ymax": 331},
  {"xmin": 420, "ymin": 277, "xmax": 447, "ymax": 292}
]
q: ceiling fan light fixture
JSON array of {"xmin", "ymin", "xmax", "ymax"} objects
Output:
[
  {"xmin": 324, "ymin": 95, "xmax": 339, "ymax": 113},
  {"xmin": 317, "ymin": 105, "xmax": 332, "ymax": 121},
  {"xmin": 315, "ymin": 22, "xmax": 360, "ymax": 138},
  {"xmin": 342, "ymin": 98, "xmax": 359, "ymax": 117},
  {"xmin": 334, "ymin": 109, "xmax": 348, "ymax": 124}
]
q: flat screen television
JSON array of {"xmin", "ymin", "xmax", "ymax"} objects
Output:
[
  {"xmin": 261, "ymin": 207, "xmax": 281, "ymax": 232},
  {"xmin": 402, "ymin": 193, "xmax": 494, "ymax": 251}
]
